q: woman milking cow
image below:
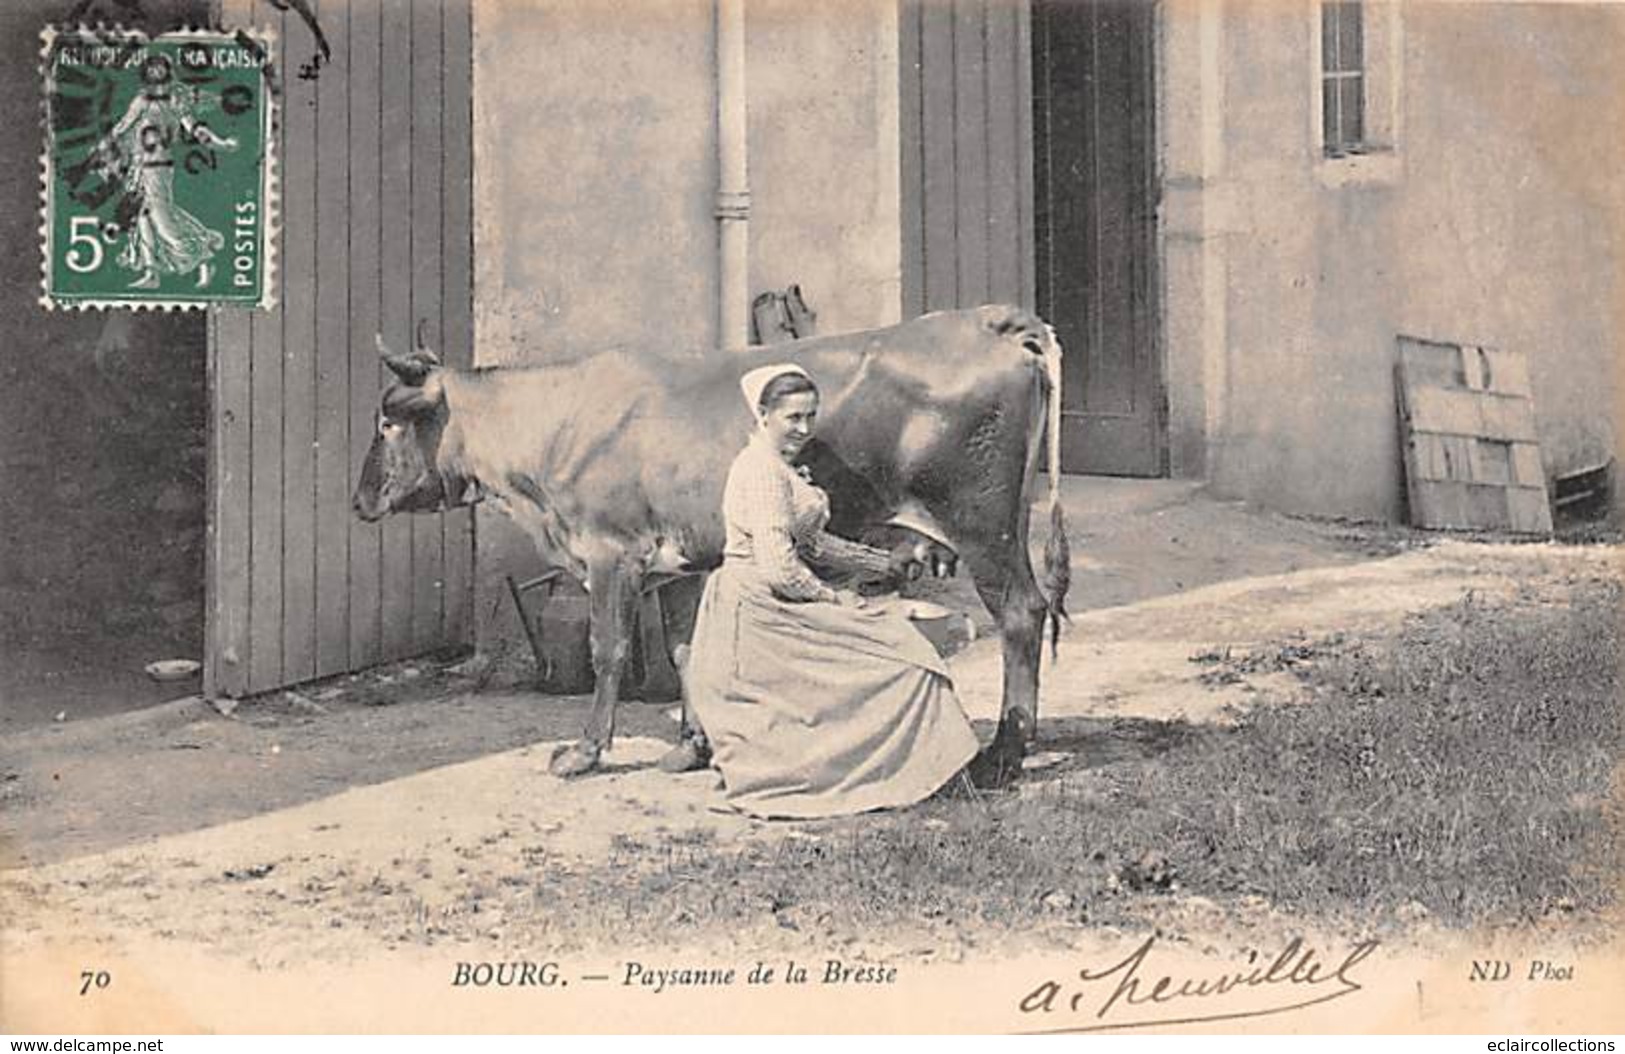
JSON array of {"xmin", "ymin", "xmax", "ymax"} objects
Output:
[
  {"xmin": 668, "ymin": 364, "xmax": 981, "ymax": 818},
  {"xmin": 354, "ymin": 307, "xmax": 1070, "ymax": 811}
]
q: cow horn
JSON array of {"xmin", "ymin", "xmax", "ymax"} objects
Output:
[
  {"xmin": 378, "ymin": 331, "xmax": 440, "ymax": 386},
  {"xmin": 413, "ymin": 319, "xmax": 443, "ymax": 367}
]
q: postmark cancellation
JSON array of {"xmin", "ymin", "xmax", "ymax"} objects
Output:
[{"xmin": 39, "ymin": 25, "xmax": 276, "ymax": 311}]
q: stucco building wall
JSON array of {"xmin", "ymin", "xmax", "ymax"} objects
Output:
[
  {"xmin": 469, "ymin": 0, "xmax": 902, "ymax": 647},
  {"xmin": 467, "ymin": 0, "xmax": 1624, "ymax": 657},
  {"xmin": 1175, "ymin": 1, "xmax": 1623, "ymax": 519}
]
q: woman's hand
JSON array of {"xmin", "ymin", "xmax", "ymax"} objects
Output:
[{"xmin": 832, "ymin": 588, "xmax": 867, "ymax": 609}]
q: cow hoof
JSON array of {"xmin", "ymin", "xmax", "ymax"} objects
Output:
[
  {"xmin": 966, "ymin": 741, "xmax": 1024, "ymax": 790},
  {"xmin": 656, "ymin": 737, "xmax": 711, "ymax": 773},
  {"xmin": 548, "ymin": 740, "xmax": 602, "ymax": 778}
]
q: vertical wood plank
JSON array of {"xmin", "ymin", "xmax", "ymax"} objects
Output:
[
  {"xmin": 1457, "ymin": 435, "xmax": 1480, "ymax": 479},
  {"xmin": 211, "ymin": 307, "xmax": 253, "ymax": 696},
  {"xmin": 1076, "ymin": 1, "xmax": 1101, "ymax": 414},
  {"xmin": 441, "ymin": 0, "xmax": 475, "ymax": 646},
  {"xmin": 1511, "ymin": 443, "xmax": 1543, "ymax": 487},
  {"xmin": 1094, "ymin": 1, "xmax": 1135, "ymax": 412},
  {"xmin": 985, "ymin": 0, "xmax": 1021, "ymax": 305},
  {"xmin": 248, "ymin": 0, "xmax": 287, "ymax": 692},
  {"xmin": 898, "ymin": 0, "xmax": 924, "ymax": 319},
  {"xmin": 1424, "ymin": 434, "xmax": 1448, "ymax": 480},
  {"xmin": 209, "ymin": 0, "xmax": 256, "ymax": 698},
  {"xmin": 1477, "ymin": 439, "xmax": 1513, "ymax": 485},
  {"xmin": 952, "ymin": 0, "xmax": 989, "ymax": 305},
  {"xmin": 1131, "ymin": 0, "xmax": 1158, "ymax": 422},
  {"xmin": 347, "ymin": 0, "xmax": 384, "ymax": 670},
  {"xmin": 1031, "ymin": 1, "xmax": 1053, "ymax": 320},
  {"xmin": 410, "ymin": 0, "xmax": 446, "ymax": 652},
  {"xmin": 378, "ymin": 0, "xmax": 416, "ymax": 660},
  {"xmin": 1015, "ymin": 0, "xmax": 1036, "ymax": 310},
  {"xmin": 919, "ymin": 1, "xmax": 957, "ymax": 311},
  {"xmin": 1461, "ymin": 345, "xmax": 1486, "ymax": 390},
  {"xmin": 1135, "ymin": 0, "xmax": 1161, "ymax": 466},
  {"xmin": 281, "ymin": 4, "xmax": 319, "ymax": 684},
  {"xmin": 314, "ymin": 0, "xmax": 352, "ymax": 677},
  {"xmin": 1483, "ymin": 348, "xmax": 1532, "ymax": 397},
  {"xmin": 1465, "ymin": 434, "xmax": 1488, "ymax": 482}
]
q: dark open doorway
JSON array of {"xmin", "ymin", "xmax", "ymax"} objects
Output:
[
  {"xmin": 0, "ymin": 314, "xmax": 209, "ymax": 733},
  {"xmin": 1033, "ymin": 0, "xmax": 1164, "ymax": 477},
  {"xmin": 0, "ymin": 0, "xmax": 212, "ymax": 733}
]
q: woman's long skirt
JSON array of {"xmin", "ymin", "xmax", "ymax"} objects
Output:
[
  {"xmin": 685, "ymin": 564, "xmax": 980, "ymax": 819},
  {"xmin": 119, "ymin": 166, "xmax": 225, "ymax": 278}
]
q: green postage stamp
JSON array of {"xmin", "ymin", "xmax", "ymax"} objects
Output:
[{"xmin": 40, "ymin": 27, "xmax": 275, "ymax": 310}]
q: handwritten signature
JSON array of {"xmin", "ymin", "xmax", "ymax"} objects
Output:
[{"xmin": 1017, "ymin": 934, "xmax": 1380, "ymax": 1033}]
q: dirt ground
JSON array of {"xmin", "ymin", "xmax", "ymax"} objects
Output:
[
  {"xmin": 2, "ymin": 477, "xmax": 1620, "ymax": 1032},
  {"xmin": 3, "ymin": 477, "xmax": 1390, "ymax": 864}
]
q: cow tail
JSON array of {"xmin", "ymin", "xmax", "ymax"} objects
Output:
[{"xmin": 1038, "ymin": 322, "xmax": 1071, "ymax": 660}]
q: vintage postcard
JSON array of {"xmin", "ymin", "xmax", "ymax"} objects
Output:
[
  {"xmin": 1, "ymin": 0, "xmax": 1621, "ymax": 1039},
  {"xmin": 39, "ymin": 25, "xmax": 274, "ymax": 310}
]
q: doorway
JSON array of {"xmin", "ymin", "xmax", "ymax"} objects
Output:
[
  {"xmin": 0, "ymin": 314, "xmax": 208, "ymax": 732},
  {"xmin": 0, "ymin": 1, "xmax": 212, "ymax": 734},
  {"xmin": 1033, "ymin": 0, "xmax": 1163, "ymax": 476}
]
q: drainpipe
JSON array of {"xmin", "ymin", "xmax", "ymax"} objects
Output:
[{"xmin": 716, "ymin": 0, "xmax": 750, "ymax": 349}]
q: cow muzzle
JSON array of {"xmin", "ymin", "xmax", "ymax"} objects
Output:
[{"xmin": 352, "ymin": 490, "xmax": 390, "ymax": 522}]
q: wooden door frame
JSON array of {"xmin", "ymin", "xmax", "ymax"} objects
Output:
[{"xmin": 1142, "ymin": 1, "xmax": 1169, "ymax": 478}]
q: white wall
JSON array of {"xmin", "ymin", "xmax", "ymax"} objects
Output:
[
  {"xmin": 1163, "ymin": 0, "xmax": 1623, "ymax": 520},
  {"xmin": 469, "ymin": 0, "xmax": 902, "ymax": 647}
]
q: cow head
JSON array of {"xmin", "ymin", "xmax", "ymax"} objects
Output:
[{"xmin": 352, "ymin": 334, "xmax": 477, "ymax": 522}]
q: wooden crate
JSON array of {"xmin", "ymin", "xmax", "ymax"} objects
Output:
[{"xmin": 1395, "ymin": 336, "xmax": 1553, "ymax": 534}]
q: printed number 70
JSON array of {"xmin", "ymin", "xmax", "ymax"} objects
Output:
[
  {"xmin": 65, "ymin": 216, "xmax": 113, "ymax": 274},
  {"xmin": 79, "ymin": 970, "xmax": 111, "ymax": 995}
]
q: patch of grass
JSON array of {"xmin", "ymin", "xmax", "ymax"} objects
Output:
[
  {"xmin": 395, "ymin": 580, "xmax": 1623, "ymax": 949},
  {"xmin": 1131, "ymin": 581, "xmax": 1621, "ymax": 926}
]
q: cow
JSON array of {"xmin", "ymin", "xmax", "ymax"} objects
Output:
[{"xmin": 352, "ymin": 305, "xmax": 1071, "ymax": 786}]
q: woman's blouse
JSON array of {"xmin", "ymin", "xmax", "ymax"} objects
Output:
[{"xmin": 722, "ymin": 432, "xmax": 893, "ymax": 601}]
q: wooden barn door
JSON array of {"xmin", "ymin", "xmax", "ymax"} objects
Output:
[
  {"xmin": 899, "ymin": 0, "xmax": 1037, "ymax": 316},
  {"xmin": 208, "ymin": 0, "xmax": 474, "ymax": 697},
  {"xmin": 1032, "ymin": 0, "xmax": 1162, "ymax": 476}
]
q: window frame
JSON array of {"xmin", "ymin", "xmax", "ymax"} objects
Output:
[
  {"xmin": 1321, "ymin": 0, "xmax": 1367, "ymax": 157},
  {"xmin": 1310, "ymin": 0, "xmax": 1403, "ymax": 187}
]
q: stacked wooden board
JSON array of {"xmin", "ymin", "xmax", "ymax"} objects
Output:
[{"xmin": 1395, "ymin": 336, "xmax": 1553, "ymax": 534}]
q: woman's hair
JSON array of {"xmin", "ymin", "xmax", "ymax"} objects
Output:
[
  {"xmin": 758, "ymin": 371, "xmax": 818, "ymax": 412},
  {"xmin": 141, "ymin": 54, "xmax": 173, "ymax": 86}
]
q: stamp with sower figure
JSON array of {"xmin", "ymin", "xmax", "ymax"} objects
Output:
[{"xmin": 40, "ymin": 26, "xmax": 275, "ymax": 310}]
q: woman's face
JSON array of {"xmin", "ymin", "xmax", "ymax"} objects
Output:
[
  {"xmin": 759, "ymin": 391, "xmax": 818, "ymax": 460},
  {"xmin": 142, "ymin": 58, "xmax": 172, "ymax": 88}
]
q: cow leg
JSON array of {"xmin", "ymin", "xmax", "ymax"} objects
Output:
[
  {"xmin": 657, "ymin": 574, "xmax": 712, "ymax": 773},
  {"xmin": 658, "ymin": 639, "xmax": 713, "ymax": 773},
  {"xmin": 549, "ymin": 557, "xmax": 639, "ymax": 778},
  {"xmin": 941, "ymin": 529, "xmax": 1046, "ymax": 788},
  {"xmin": 657, "ymin": 691, "xmax": 712, "ymax": 773}
]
